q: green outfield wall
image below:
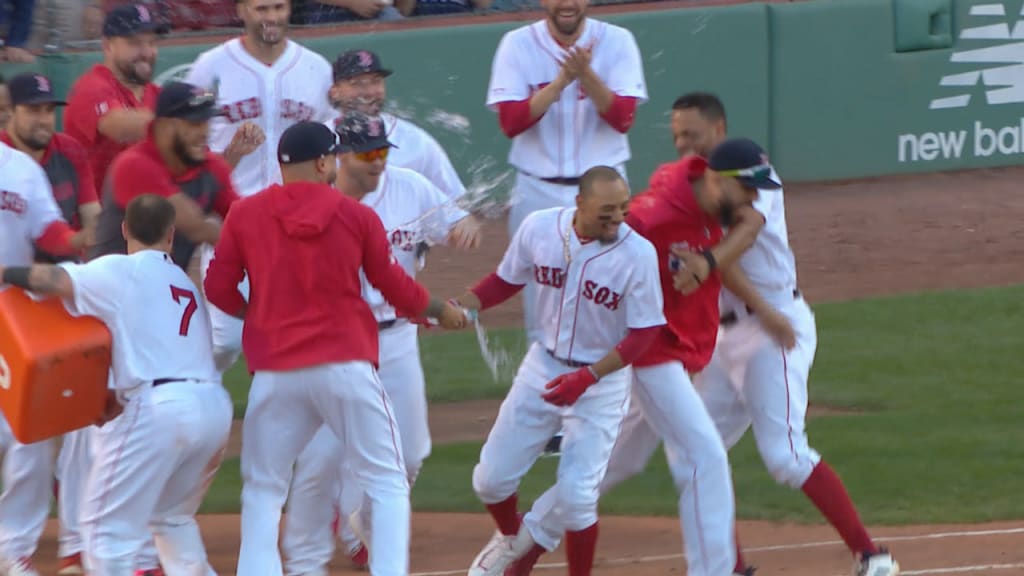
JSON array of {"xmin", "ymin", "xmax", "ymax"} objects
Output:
[{"xmin": 3, "ymin": 0, "xmax": 1019, "ymax": 187}]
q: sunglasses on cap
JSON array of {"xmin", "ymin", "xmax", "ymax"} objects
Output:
[
  {"xmin": 354, "ymin": 147, "xmax": 389, "ymax": 163},
  {"xmin": 715, "ymin": 163, "xmax": 771, "ymax": 180}
]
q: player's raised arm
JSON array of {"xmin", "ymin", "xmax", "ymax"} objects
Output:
[
  {"xmin": 0, "ymin": 264, "xmax": 75, "ymax": 300},
  {"xmin": 453, "ymin": 211, "xmax": 538, "ymax": 311},
  {"xmin": 487, "ymin": 34, "xmax": 572, "ymax": 139}
]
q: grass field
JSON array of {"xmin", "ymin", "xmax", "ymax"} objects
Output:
[{"xmin": 211, "ymin": 284, "xmax": 1024, "ymax": 525}]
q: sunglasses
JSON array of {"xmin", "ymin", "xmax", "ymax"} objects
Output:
[{"xmin": 354, "ymin": 147, "xmax": 389, "ymax": 163}]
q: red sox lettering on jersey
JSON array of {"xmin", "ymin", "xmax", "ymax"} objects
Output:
[{"xmin": 185, "ymin": 39, "xmax": 335, "ymax": 197}]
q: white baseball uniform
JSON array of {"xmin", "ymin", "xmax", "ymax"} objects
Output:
[
  {"xmin": 59, "ymin": 250, "xmax": 232, "ymax": 576},
  {"xmin": 472, "ymin": 206, "xmax": 664, "ymax": 551},
  {"xmin": 486, "ymin": 17, "xmax": 647, "ymax": 343},
  {"xmin": 184, "ymin": 38, "xmax": 335, "ymax": 373},
  {"xmin": 0, "ymin": 142, "xmax": 62, "ymax": 570},
  {"xmin": 693, "ymin": 170, "xmax": 821, "ymax": 488},
  {"xmin": 281, "ymin": 166, "xmax": 469, "ymax": 575}
]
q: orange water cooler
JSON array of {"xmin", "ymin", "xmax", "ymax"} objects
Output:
[{"xmin": 0, "ymin": 287, "xmax": 111, "ymax": 444}]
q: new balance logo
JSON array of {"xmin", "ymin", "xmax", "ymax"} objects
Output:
[{"xmin": 930, "ymin": 1, "xmax": 1024, "ymax": 110}]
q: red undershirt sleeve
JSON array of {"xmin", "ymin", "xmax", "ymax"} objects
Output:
[
  {"xmin": 35, "ymin": 221, "xmax": 79, "ymax": 256},
  {"xmin": 497, "ymin": 99, "xmax": 542, "ymax": 138},
  {"xmin": 614, "ymin": 325, "xmax": 661, "ymax": 365},
  {"xmin": 470, "ymin": 272, "xmax": 525, "ymax": 311},
  {"xmin": 599, "ymin": 95, "xmax": 639, "ymax": 134}
]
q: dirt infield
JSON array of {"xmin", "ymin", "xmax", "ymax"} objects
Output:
[{"xmin": 36, "ymin": 166, "xmax": 1024, "ymax": 574}]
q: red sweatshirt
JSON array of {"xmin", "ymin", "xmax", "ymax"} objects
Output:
[{"xmin": 204, "ymin": 181, "xmax": 430, "ymax": 371}]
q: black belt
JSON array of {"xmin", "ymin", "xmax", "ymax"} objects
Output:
[
  {"xmin": 540, "ymin": 176, "xmax": 581, "ymax": 186},
  {"xmin": 378, "ymin": 319, "xmax": 398, "ymax": 330},
  {"xmin": 153, "ymin": 378, "xmax": 186, "ymax": 387},
  {"xmin": 546, "ymin": 349, "xmax": 588, "ymax": 368},
  {"xmin": 720, "ymin": 289, "xmax": 801, "ymax": 327}
]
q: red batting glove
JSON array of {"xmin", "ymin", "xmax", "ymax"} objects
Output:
[{"xmin": 541, "ymin": 367, "xmax": 598, "ymax": 406}]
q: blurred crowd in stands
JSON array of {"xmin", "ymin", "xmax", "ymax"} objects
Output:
[{"xmin": 0, "ymin": 0, "xmax": 608, "ymax": 60}]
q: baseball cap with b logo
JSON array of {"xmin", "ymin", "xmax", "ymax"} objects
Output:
[
  {"xmin": 278, "ymin": 122, "xmax": 344, "ymax": 165},
  {"xmin": 7, "ymin": 72, "xmax": 66, "ymax": 106},
  {"xmin": 103, "ymin": 3, "xmax": 170, "ymax": 37},
  {"xmin": 333, "ymin": 50, "xmax": 393, "ymax": 82},
  {"xmin": 155, "ymin": 81, "xmax": 222, "ymax": 122},
  {"xmin": 334, "ymin": 113, "xmax": 397, "ymax": 153},
  {"xmin": 708, "ymin": 138, "xmax": 783, "ymax": 190}
]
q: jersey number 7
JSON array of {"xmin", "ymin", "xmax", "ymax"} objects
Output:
[{"xmin": 170, "ymin": 285, "xmax": 198, "ymax": 336}]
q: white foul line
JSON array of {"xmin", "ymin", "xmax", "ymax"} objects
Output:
[{"xmin": 408, "ymin": 526, "xmax": 1024, "ymax": 576}]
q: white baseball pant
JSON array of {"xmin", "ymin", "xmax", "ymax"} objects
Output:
[
  {"xmin": 238, "ymin": 362, "xmax": 409, "ymax": 576},
  {"xmin": 508, "ymin": 166, "xmax": 626, "ymax": 346},
  {"xmin": 199, "ymin": 244, "xmax": 247, "ymax": 373},
  {"xmin": 0, "ymin": 415, "xmax": 54, "ymax": 565},
  {"xmin": 523, "ymin": 361, "xmax": 737, "ymax": 576},
  {"xmin": 473, "ymin": 343, "xmax": 631, "ymax": 532},
  {"xmin": 282, "ymin": 321, "xmax": 429, "ymax": 574},
  {"xmin": 695, "ymin": 294, "xmax": 821, "ymax": 488},
  {"xmin": 80, "ymin": 380, "xmax": 231, "ymax": 576}
]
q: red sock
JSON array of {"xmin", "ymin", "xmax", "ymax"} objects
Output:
[
  {"xmin": 734, "ymin": 527, "xmax": 747, "ymax": 573},
  {"xmin": 801, "ymin": 461, "xmax": 877, "ymax": 556},
  {"xmin": 508, "ymin": 543, "xmax": 546, "ymax": 576},
  {"xmin": 485, "ymin": 494, "xmax": 521, "ymax": 536},
  {"xmin": 565, "ymin": 523, "xmax": 599, "ymax": 576}
]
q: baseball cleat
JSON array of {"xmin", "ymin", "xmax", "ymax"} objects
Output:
[
  {"xmin": 56, "ymin": 553, "xmax": 84, "ymax": 576},
  {"xmin": 5, "ymin": 558, "xmax": 39, "ymax": 576},
  {"xmin": 854, "ymin": 547, "xmax": 900, "ymax": 576},
  {"xmin": 468, "ymin": 524, "xmax": 536, "ymax": 576}
]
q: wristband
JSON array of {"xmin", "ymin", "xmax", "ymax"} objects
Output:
[
  {"xmin": 2, "ymin": 267, "xmax": 32, "ymax": 290},
  {"xmin": 701, "ymin": 248, "xmax": 718, "ymax": 272},
  {"xmin": 585, "ymin": 365, "xmax": 599, "ymax": 380}
]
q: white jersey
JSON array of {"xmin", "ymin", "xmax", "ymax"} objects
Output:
[
  {"xmin": 59, "ymin": 250, "xmax": 219, "ymax": 391},
  {"xmin": 185, "ymin": 39, "xmax": 335, "ymax": 197},
  {"xmin": 720, "ymin": 168, "xmax": 800, "ymax": 312},
  {"xmin": 498, "ymin": 206, "xmax": 664, "ymax": 363},
  {"xmin": 0, "ymin": 142, "xmax": 64, "ymax": 267},
  {"xmin": 486, "ymin": 18, "xmax": 648, "ymax": 178},
  {"xmin": 360, "ymin": 166, "xmax": 468, "ymax": 322},
  {"xmin": 382, "ymin": 113, "xmax": 467, "ymax": 200}
]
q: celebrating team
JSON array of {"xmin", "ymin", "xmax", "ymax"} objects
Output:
[{"xmin": 0, "ymin": 0, "xmax": 900, "ymax": 574}]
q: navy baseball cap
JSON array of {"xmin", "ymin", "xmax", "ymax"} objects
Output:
[
  {"xmin": 7, "ymin": 73, "xmax": 66, "ymax": 106},
  {"xmin": 333, "ymin": 50, "xmax": 393, "ymax": 82},
  {"xmin": 155, "ymin": 81, "xmax": 222, "ymax": 122},
  {"xmin": 334, "ymin": 113, "xmax": 396, "ymax": 154},
  {"xmin": 278, "ymin": 122, "xmax": 343, "ymax": 165},
  {"xmin": 103, "ymin": 3, "xmax": 170, "ymax": 37},
  {"xmin": 708, "ymin": 138, "xmax": 782, "ymax": 190}
]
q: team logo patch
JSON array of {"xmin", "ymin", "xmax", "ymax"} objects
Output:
[
  {"xmin": 137, "ymin": 4, "xmax": 151, "ymax": 22},
  {"xmin": 367, "ymin": 118, "xmax": 382, "ymax": 137},
  {"xmin": 358, "ymin": 51, "xmax": 374, "ymax": 67},
  {"xmin": 35, "ymin": 75, "xmax": 50, "ymax": 93}
]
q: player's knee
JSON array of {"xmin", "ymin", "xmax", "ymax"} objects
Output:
[
  {"xmin": 670, "ymin": 441, "xmax": 729, "ymax": 492},
  {"xmin": 555, "ymin": 481, "xmax": 599, "ymax": 532},
  {"xmin": 472, "ymin": 463, "xmax": 517, "ymax": 504},
  {"xmin": 760, "ymin": 447, "xmax": 814, "ymax": 489}
]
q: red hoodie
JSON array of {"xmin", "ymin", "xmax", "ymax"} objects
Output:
[{"xmin": 204, "ymin": 181, "xmax": 430, "ymax": 371}]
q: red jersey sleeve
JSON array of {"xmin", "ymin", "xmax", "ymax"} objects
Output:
[
  {"xmin": 35, "ymin": 221, "xmax": 79, "ymax": 257},
  {"xmin": 599, "ymin": 95, "xmax": 639, "ymax": 134},
  {"xmin": 58, "ymin": 135, "xmax": 98, "ymax": 204},
  {"xmin": 203, "ymin": 205, "xmax": 247, "ymax": 316},
  {"xmin": 109, "ymin": 152, "xmax": 177, "ymax": 208},
  {"xmin": 497, "ymin": 99, "xmax": 542, "ymax": 138},
  {"xmin": 64, "ymin": 79, "xmax": 126, "ymax": 147},
  {"xmin": 358, "ymin": 205, "xmax": 430, "ymax": 317},
  {"xmin": 207, "ymin": 153, "xmax": 241, "ymax": 219}
]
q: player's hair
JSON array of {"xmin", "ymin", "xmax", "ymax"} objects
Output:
[
  {"xmin": 672, "ymin": 92, "xmax": 727, "ymax": 125},
  {"xmin": 125, "ymin": 194, "xmax": 177, "ymax": 246},
  {"xmin": 579, "ymin": 165, "xmax": 624, "ymax": 196}
]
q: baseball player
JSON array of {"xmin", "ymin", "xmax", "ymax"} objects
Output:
[
  {"xmin": 0, "ymin": 139, "xmax": 91, "ymax": 576},
  {"xmin": 504, "ymin": 138, "xmax": 773, "ymax": 576},
  {"xmin": 1, "ymin": 194, "xmax": 233, "ymax": 576},
  {"xmin": 90, "ymin": 81, "xmax": 240, "ymax": 271},
  {"xmin": 673, "ymin": 93, "xmax": 900, "ymax": 576},
  {"xmin": 203, "ymin": 121, "xmax": 468, "ymax": 576},
  {"xmin": 185, "ymin": 0, "xmax": 336, "ymax": 374},
  {"xmin": 64, "ymin": 3, "xmax": 167, "ymax": 194},
  {"xmin": 280, "ymin": 114, "xmax": 482, "ymax": 574},
  {"xmin": 0, "ymin": 71, "xmax": 101, "ymax": 576},
  {"xmin": 454, "ymin": 166, "xmax": 665, "ymax": 576},
  {"xmin": 486, "ymin": 0, "xmax": 647, "ymax": 347}
]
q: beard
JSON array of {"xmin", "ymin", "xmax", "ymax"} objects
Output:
[
  {"xmin": 250, "ymin": 21, "xmax": 286, "ymax": 45},
  {"xmin": 118, "ymin": 58, "xmax": 153, "ymax": 86},
  {"xmin": 18, "ymin": 129, "xmax": 51, "ymax": 151},
  {"xmin": 549, "ymin": 11, "xmax": 584, "ymax": 36},
  {"xmin": 718, "ymin": 202, "xmax": 736, "ymax": 227},
  {"xmin": 172, "ymin": 135, "xmax": 205, "ymax": 168}
]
